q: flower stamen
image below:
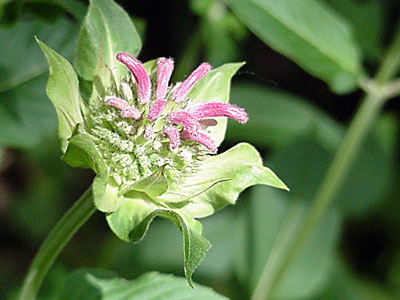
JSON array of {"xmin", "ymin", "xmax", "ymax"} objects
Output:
[{"xmin": 172, "ymin": 62, "xmax": 211, "ymax": 103}]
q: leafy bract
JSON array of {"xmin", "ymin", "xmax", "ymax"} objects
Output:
[
  {"xmin": 36, "ymin": 38, "xmax": 84, "ymax": 152},
  {"xmin": 157, "ymin": 142, "xmax": 288, "ymax": 217},
  {"xmin": 58, "ymin": 269, "xmax": 228, "ymax": 299},
  {"xmin": 188, "ymin": 62, "xmax": 245, "ymax": 146},
  {"xmin": 106, "ymin": 201, "xmax": 211, "ymax": 287},
  {"xmin": 75, "ymin": 0, "xmax": 142, "ymax": 81},
  {"xmin": 226, "ymin": 0, "xmax": 362, "ymax": 93}
]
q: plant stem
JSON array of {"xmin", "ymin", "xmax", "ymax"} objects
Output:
[
  {"xmin": 251, "ymin": 93, "xmax": 384, "ymax": 300},
  {"xmin": 18, "ymin": 187, "xmax": 95, "ymax": 300},
  {"xmin": 252, "ymin": 19, "xmax": 400, "ymax": 300}
]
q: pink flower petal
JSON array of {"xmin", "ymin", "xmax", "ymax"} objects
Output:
[
  {"xmin": 168, "ymin": 111, "xmax": 200, "ymax": 135},
  {"xmin": 163, "ymin": 126, "xmax": 180, "ymax": 150},
  {"xmin": 157, "ymin": 58, "xmax": 174, "ymax": 100},
  {"xmin": 189, "ymin": 102, "xmax": 248, "ymax": 124},
  {"xmin": 148, "ymin": 99, "xmax": 167, "ymax": 120},
  {"xmin": 105, "ymin": 96, "xmax": 141, "ymax": 120},
  {"xmin": 172, "ymin": 62, "xmax": 211, "ymax": 103},
  {"xmin": 181, "ymin": 130, "xmax": 217, "ymax": 153},
  {"xmin": 116, "ymin": 53, "xmax": 151, "ymax": 104}
]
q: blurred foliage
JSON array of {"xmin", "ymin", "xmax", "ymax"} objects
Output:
[{"xmin": 0, "ymin": 0, "xmax": 399, "ymax": 299}]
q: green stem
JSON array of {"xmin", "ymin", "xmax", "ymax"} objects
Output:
[
  {"xmin": 252, "ymin": 17, "xmax": 400, "ymax": 300},
  {"xmin": 251, "ymin": 93, "xmax": 384, "ymax": 300},
  {"xmin": 18, "ymin": 187, "xmax": 95, "ymax": 300}
]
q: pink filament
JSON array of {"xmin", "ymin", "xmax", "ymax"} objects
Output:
[
  {"xmin": 181, "ymin": 130, "xmax": 217, "ymax": 153},
  {"xmin": 163, "ymin": 126, "xmax": 180, "ymax": 150},
  {"xmin": 156, "ymin": 58, "xmax": 174, "ymax": 100},
  {"xmin": 172, "ymin": 62, "xmax": 211, "ymax": 103},
  {"xmin": 168, "ymin": 111, "xmax": 200, "ymax": 135},
  {"xmin": 189, "ymin": 102, "xmax": 248, "ymax": 124},
  {"xmin": 105, "ymin": 96, "xmax": 141, "ymax": 120},
  {"xmin": 116, "ymin": 53, "xmax": 151, "ymax": 104},
  {"xmin": 148, "ymin": 99, "xmax": 167, "ymax": 120}
]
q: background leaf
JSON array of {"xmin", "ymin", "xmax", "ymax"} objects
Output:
[
  {"xmin": 58, "ymin": 270, "xmax": 228, "ymax": 300},
  {"xmin": 0, "ymin": 17, "xmax": 78, "ymax": 148},
  {"xmin": 226, "ymin": 0, "xmax": 362, "ymax": 93},
  {"xmin": 323, "ymin": 0, "xmax": 384, "ymax": 62},
  {"xmin": 235, "ymin": 186, "xmax": 341, "ymax": 299},
  {"xmin": 227, "ymin": 83, "xmax": 343, "ymax": 150},
  {"xmin": 74, "ymin": 0, "xmax": 142, "ymax": 81}
]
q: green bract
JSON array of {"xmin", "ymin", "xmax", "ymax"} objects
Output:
[{"xmin": 36, "ymin": 0, "xmax": 287, "ymax": 286}]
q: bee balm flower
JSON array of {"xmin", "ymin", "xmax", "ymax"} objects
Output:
[{"xmin": 37, "ymin": 40, "xmax": 287, "ymax": 286}]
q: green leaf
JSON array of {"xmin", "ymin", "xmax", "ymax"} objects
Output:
[
  {"xmin": 226, "ymin": 0, "xmax": 362, "ymax": 93},
  {"xmin": 36, "ymin": 38, "xmax": 84, "ymax": 153},
  {"xmin": 75, "ymin": 0, "xmax": 142, "ymax": 81},
  {"xmin": 269, "ymin": 124, "xmax": 396, "ymax": 216},
  {"xmin": 317, "ymin": 260, "xmax": 395, "ymax": 300},
  {"xmin": 157, "ymin": 142, "xmax": 288, "ymax": 218},
  {"xmin": 0, "ymin": 17, "xmax": 78, "ymax": 148},
  {"xmin": 235, "ymin": 186, "xmax": 341, "ymax": 299},
  {"xmin": 57, "ymin": 268, "xmax": 120, "ymax": 300},
  {"xmin": 58, "ymin": 270, "xmax": 228, "ymax": 299},
  {"xmin": 323, "ymin": 0, "xmax": 384, "ymax": 62},
  {"xmin": 227, "ymin": 83, "xmax": 343, "ymax": 150},
  {"xmin": 106, "ymin": 200, "xmax": 211, "ymax": 287},
  {"xmin": 188, "ymin": 62, "xmax": 245, "ymax": 146}
]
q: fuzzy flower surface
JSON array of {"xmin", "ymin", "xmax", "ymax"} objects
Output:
[{"xmin": 37, "ymin": 40, "xmax": 287, "ymax": 285}]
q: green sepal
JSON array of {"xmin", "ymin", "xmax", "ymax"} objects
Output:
[
  {"xmin": 36, "ymin": 38, "xmax": 84, "ymax": 153},
  {"xmin": 106, "ymin": 199, "xmax": 211, "ymax": 287},
  {"xmin": 74, "ymin": 0, "xmax": 142, "ymax": 82},
  {"xmin": 122, "ymin": 166, "xmax": 168, "ymax": 197},
  {"xmin": 188, "ymin": 62, "xmax": 245, "ymax": 146},
  {"xmin": 62, "ymin": 131, "xmax": 107, "ymax": 174},
  {"xmin": 158, "ymin": 143, "xmax": 288, "ymax": 218}
]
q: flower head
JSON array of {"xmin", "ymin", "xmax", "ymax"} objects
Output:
[{"xmin": 87, "ymin": 53, "xmax": 249, "ymax": 189}]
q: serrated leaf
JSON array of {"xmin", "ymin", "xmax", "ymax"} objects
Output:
[
  {"xmin": 75, "ymin": 0, "xmax": 142, "ymax": 81},
  {"xmin": 226, "ymin": 0, "xmax": 362, "ymax": 93},
  {"xmin": 58, "ymin": 270, "xmax": 228, "ymax": 299},
  {"xmin": 157, "ymin": 142, "xmax": 288, "ymax": 218},
  {"xmin": 36, "ymin": 38, "xmax": 84, "ymax": 152},
  {"xmin": 188, "ymin": 62, "xmax": 245, "ymax": 146},
  {"xmin": 106, "ymin": 201, "xmax": 211, "ymax": 286}
]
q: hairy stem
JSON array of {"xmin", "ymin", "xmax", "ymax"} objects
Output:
[{"xmin": 18, "ymin": 187, "xmax": 95, "ymax": 300}]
